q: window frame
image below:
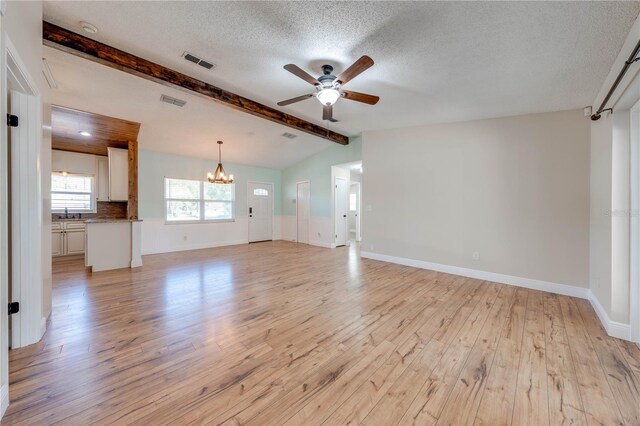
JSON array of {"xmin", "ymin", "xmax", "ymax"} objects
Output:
[
  {"xmin": 164, "ymin": 176, "xmax": 235, "ymax": 224},
  {"xmin": 51, "ymin": 172, "xmax": 96, "ymax": 214}
]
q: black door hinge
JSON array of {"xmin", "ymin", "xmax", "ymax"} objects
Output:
[
  {"xmin": 7, "ymin": 114, "xmax": 18, "ymax": 127},
  {"xmin": 8, "ymin": 302, "xmax": 19, "ymax": 315}
]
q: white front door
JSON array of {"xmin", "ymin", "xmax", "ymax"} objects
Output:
[
  {"xmin": 248, "ymin": 182, "xmax": 273, "ymax": 243},
  {"xmin": 297, "ymin": 182, "xmax": 310, "ymax": 244},
  {"xmin": 334, "ymin": 177, "xmax": 348, "ymax": 247}
]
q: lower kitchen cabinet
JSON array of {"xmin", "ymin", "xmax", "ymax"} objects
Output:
[{"xmin": 52, "ymin": 221, "xmax": 85, "ymax": 256}]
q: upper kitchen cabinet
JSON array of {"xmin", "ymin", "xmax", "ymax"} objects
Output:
[
  {"xmin": 108, "ymin": 147, "xmax": 128, "ymax": 201},
  {"xmin": 96, "ymin": 156, "xmax": 109, "ymax": 201}
]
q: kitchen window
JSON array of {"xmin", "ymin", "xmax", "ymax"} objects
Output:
[
  {"xmin": 165, "ymin": 177, "xmax": 235, "ymax": 222},
  {"xmin": 51, "ymin": 172, "xmax": 96, "ymax": 213}
]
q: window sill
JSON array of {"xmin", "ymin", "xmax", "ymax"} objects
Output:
[{"xmin": 164, "ymin": 219, "xmax": 236, "ymax": 225}]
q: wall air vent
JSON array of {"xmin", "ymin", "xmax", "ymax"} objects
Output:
[
  {"xmin": 182, "ymin": 52, "xmax": 216, "ymax": 70},
  {"xmin": 160, "ymin": 94, "xmax": 187, "ymax": 107},
  {"xmin": 281, "ymin": 132, "xmax": 297, "ymax": 139}
]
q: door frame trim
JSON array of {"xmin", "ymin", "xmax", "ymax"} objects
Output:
[
  {"xmin": 246, "ymin": 181, "xmax": 274, "ymax": 243},
  {"xmin": 630, "ymin": 99, "xmax": 640, "ymax": 345},
  {"xmin": 296, "ymin": 180, "xmax": 310, "ymax": 244}
]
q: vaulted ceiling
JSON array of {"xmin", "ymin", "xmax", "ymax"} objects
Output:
[{"xmin": 43, "ymin": 1, "xmax": 640, "ymax": 168}]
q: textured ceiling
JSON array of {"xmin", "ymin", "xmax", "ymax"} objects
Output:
[{"xmin": 43, "ymin": 1, "xmax": 640, "ymax": 168}]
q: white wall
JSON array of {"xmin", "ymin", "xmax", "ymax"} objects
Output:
[
  {"xmin": 139, "ymin": 149, "xmax": 283, "ymax": 254},
  {"xmin": 362, "ymin": 109, "xmax": 591, "ymax": 291}
]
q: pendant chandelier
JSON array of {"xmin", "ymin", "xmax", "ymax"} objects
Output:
[{"xmin": 207, "ymin": 140, "xmax": 234, "ymax": 184}]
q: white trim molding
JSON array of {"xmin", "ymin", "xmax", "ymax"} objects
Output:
[
  {"xmin": 361, "ymin": 251, "xmax": 590, "ymax": 298},
  {"xmin": 1, "ymin": 383, "xmax": 8, "ymax": 419},
  {"xmin": 588, "ymin": 290, "xmax": 632, "ymax": 341}
]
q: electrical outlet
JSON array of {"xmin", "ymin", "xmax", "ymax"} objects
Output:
[
  {"xmin": 472, "ymin": 251, "xmax": 480, "ymax": 260},
  {"xmin": 317, "ymin": 232, "xmax": 321, "ymax": 237},
  {"xmin": 183, "ymin": 235, "xmax": 188, "ymax": 241}
]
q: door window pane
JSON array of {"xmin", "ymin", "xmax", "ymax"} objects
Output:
[{"xmin": 253, "ymin": 188, "xmax": 268, "ymax": 196}]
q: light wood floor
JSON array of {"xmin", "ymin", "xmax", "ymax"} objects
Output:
[{"xmin": 3, "ymin": 241, "xmax": 640, "ymax": 425}]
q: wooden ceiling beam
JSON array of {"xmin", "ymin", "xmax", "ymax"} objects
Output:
[{"xmin": 43, "ymin": 21, "xmax": 349, "ymax": 146}]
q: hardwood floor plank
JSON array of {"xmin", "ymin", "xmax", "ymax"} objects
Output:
[
  {"xmin": 542, "ymin": 294, "xmax": 587, "ymax": 426},
  {"xmin": 574, "ymin": 299, "xmax": 640, "ymax": 425},
  {"xmin": 433, "ymin": 285, "xmax": 516, "ymax": 426},
  {"xmin": 398, "ymin": 283, "xmax": 504, "ymax": 424},
  {"xmin": 558, "ymin": 295, "xmax": 625, "ymax": 426},
  {"xmin": 473, "ymin": 287, "xmax": 528, "ymax": 426},
  {"xmin": 511, "ymin": 290, "xmax": 550, "ymax": 426}
]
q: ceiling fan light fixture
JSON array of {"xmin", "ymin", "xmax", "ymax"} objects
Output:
[{"xmin": 316, "ymin": 88, "xmax": 340, "ymax": 106}]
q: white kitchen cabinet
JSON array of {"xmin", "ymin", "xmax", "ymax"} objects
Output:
[
  {"xmin": 52, "ymin": 222, "xmax": 86, "ymax": 256},
  {"xmin": 65, "ymin": 230, "xmax": 85, "ymax": 255},
  {"xmin": 96, "ymin": 156, "xmax": 110, "ymax": 201},
  {"xmin": 108, "ymin": 147, "xmax": 128, "ymax": 201},
  {"xmin": 51, "ymin": 228, "xmax": 63, "ymax": 257}
]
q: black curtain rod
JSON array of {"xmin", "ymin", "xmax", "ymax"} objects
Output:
[{"xmin": 591, "ymin": 38, "xmax": 640, "ymax": 121}]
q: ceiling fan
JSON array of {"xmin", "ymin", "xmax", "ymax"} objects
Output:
[{"xmin": 277, "ymin": 55, "xmax": 380, "ymax": 122}]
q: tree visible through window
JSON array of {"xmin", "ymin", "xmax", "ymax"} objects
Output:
[
  {"xmin": 165, "ymin": 177, "xmax": 235, "ymax": 222},
  {"xmin": 51, "ymin": 173, "xmax": 95, "ymax": 212}
]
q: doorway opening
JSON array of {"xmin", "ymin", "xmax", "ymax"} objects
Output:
[
  {"xmin": 350, "ymin": 181, "xmax": 361, "ymax": 243},
  {"xmin": 332, "ymin": 161, "xmax": 362, "ymax": 248}
]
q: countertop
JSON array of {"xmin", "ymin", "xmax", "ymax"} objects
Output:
[{"xmin": 84, "ymin": 219, "xmax": 143, "ymax": 224}]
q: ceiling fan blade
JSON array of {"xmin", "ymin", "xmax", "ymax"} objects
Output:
[
  {"xmin": 335, "ymin": 55, "xmax": 374, "ymax": 85},
  {"xmin": 283, "ymin": 64, "xmax": 319, "ymax": 86},
  {"xmin": 323, "ymin": 104, "xmax": 333, "ymax": 121},
  {"xmin": 277, "ymin": 93, "xmax": 314, "ymax": 106},
  {"xmin": 341, "ymin": 90, "xmax": 380, "ymax": 105}
]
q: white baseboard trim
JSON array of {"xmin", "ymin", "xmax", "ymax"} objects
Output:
[
  {"xmin": 309, "ymin": 240, "xmax": 333, "ymax": 249},
  {"xmin": 130, "ymin": 259, "xmax": 143, "ymax": 268},
  {"xmin": 588, "ymin": 290, "xmax": 632, "ymax": 340},
  {"xmin": 360, "ymin": 251, "xmax": 590, "ymax": 299},
  {"xmin": 40, "ymin": 316, "xmax": 47, "ymax": 338},
  {"xmin": 1, "ymin": 383, "xmax": 9, "ymax": 419},
  {"xmin": 142, "ymin": 239, "xmax": 248, "ymax": 255}
]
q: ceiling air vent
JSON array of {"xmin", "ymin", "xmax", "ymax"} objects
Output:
[
  {"xmin": 160, "ymin": 94, "xmax": 187, "ymax": 107},
  {"xmin": 182, "ymin": 52, "xmax": 216, "ymax": 70},
  {"xmin": 281, "ymin": 132, "xmax": 297, "ymax": 139}
]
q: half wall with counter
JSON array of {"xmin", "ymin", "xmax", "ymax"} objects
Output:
[{"xmin": 85, "ymin": 219, "xmax": 142, "ymax": 272}]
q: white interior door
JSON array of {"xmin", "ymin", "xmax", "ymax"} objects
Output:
[
  {"xmin": 248, "ymin": 182, "xmax": 273, "ymax": 243},
  {"xmin": 334, "ymin": 177, "xmax": 348, "ymax": 247},
  {"xmin": 297, "ymin": 182, "xmax": 310, "ymax": 244}
]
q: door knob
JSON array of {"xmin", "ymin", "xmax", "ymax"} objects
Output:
[{"xmin": 343, "ymin": 215, "xmax": 347, "ymax": 218}]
